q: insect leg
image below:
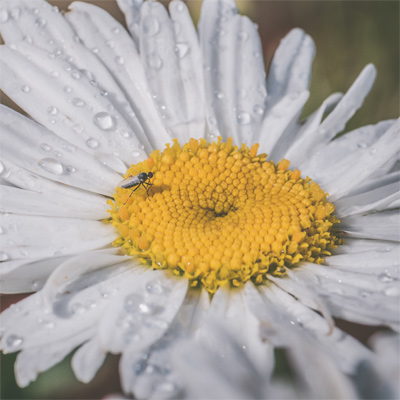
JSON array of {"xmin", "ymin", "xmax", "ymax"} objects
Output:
[{"xmin": 123, "ymin": 183, "xmax": 141, "ymax": 205}]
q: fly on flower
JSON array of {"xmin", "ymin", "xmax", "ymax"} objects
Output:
[{"xmin": 118, "ymin": 171, "xmax": 154, "ymax": 203}]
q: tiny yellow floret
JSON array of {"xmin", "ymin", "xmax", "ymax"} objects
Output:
[{"xmin": 108, "ymin": 138, "xmax": 341, "ymax": 293}]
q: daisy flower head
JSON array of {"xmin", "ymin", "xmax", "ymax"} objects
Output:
[{"xmin": 0, "ymin": 0, "xmax": 399, "ymax": 398}]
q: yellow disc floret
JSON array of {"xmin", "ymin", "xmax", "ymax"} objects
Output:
[{"xmin": 108, "ymin": 138, "xmax": 341, "ymax": 293}]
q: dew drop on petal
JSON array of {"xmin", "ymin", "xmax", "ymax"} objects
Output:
[
  {"xmin": 6, "ymin": 335, "xmax": 23, "ymax": 349},
  {"xmin": 357, "ymin": 142, "xmax": 368, "ymax": 149},
  {"xmin": 359, "ymin": 289, "xmax": 372, "ymax": 298},
  {"xmin": 147, "ymin": 53, "xmax": 162, "ymax": 70},
  {"xmin": 253, "ymin": 105, "xmax": 265, "ymax": 115},
  {"xmin": 120, "ymin": 130, "xmax": 131, "ymax": 138},
  {"xmin": 72, "ymin": 98, "xmax": 85, "ymax": 107},
  {"xmin": 50, "ymin": 70, "xmax": 60, "ymax": 78},
  {"xmin": 71, "ymin": 71, "xmax": 81, "ymax": 80},
  {"xmin": 47, "ymin": 106, "xmax": 58, "ymax": 115},
  {"xmin": 237, "ymin": 112, "xmax": 251, "ymax": 125},
  {"xmin": 115, "ymin": 56, "xmax": 124, "ymax": 65},
  {"xmin": 376, "ymin": 246, "xmax": 391, "ymax": 253},
  {"xmin": 175, "ymin": 2, "xmax": 184, "ymax": 12},
  {"xmin": 40, "ymin": 143, "xmax": 51, "ymax": 151},
  {"xmin": 0, "ymin": 227, "xmax": 4, "ymax": 235},
  {"xmin": 31, "ymin": 280, "xmax": 42, "ymax": 291},
  {"xmin": 0, "ymin": 251, "xmax": 9, "ymax": 261},
  {"xmin": 384, "ymin": 286, "xmax": 399, "ymax": 297},
  {"xmin": 142, "ymin": 15, "xmax": 160, "ymax": 36},
  {"xmin": 112, "ymin": 27, "xmax": 120, "ymax": 34},
  {"xmin": 238, "ymin": 31, "xmax": 248, "ymax": 42},
  {"xmin": 65, "ymin": 165, "xmax": 76, "ymax": 174},
  {"xmin": 93, "ymin": 112, "xmax": 116, "ymax": 131},
  {"xmin": 38, "ymin": 158, "xmax": 64, "ymax": 175},
  {"xmin": 146, "ymin": 280, "xmax": 165, "ymax": 294},
  {"xmin": 174, "ymin": 42, "xmax": 190, "ymax": 59},
  {"xmin": 369, "ymin": 148, "xmax": 377, "ymax": 155},
  {"xmin": 64, "ymin": 86, "xmax": 72, "ymax": 93},
  {"xmin": 92, "ymin": 47, "xmax": 99, "ymax": 54},
  {"xmin": 214, "ymin": 90, "xmax": 224, "ymax": 100},
  {"xmin": 106, "ymin": 39, "xmax": 115, "ymax": 48},
  {"xmin": 86, "ymin": 137, "xmax": 99, "ymax": 149},
  {"xmin": 131, "ymin": 150, "xmax": 141, "ymax": 157},
  {"xmin": 0, "ymin": 9, "xmax": 10, "ymax": 23},
  {"xmin": 378, "ymin": 272, "xmax": 393, "ymax": 283},
  {"xmin": 21, "ymin": 85, "xmax": 31, "ymax": 93}
]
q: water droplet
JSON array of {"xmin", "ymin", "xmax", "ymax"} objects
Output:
[
  {"xmin": 237, "ymin": 112, "xmax": 251, "ymax": 125},
  {"xmin": 72, "ymin": 98, "xmax": 85, "ymax": 107},
  {"xmin": 21, "ymin": 85, "xmax": 31, "ymax": 93},
  {"xmin": 357, "ymin": 142, "xmax": 367, "ymax": 149},
  {"xmin": 258, "ymin": 84, "xmax": 267, "ymax": 98},
  {"xmin": 106, "ymin": 39, "xmax": 115, "ymax": 48},
  {"xmin": 359, "ymin": 289, "xmax": 372, "ymax": 298},
  {"xmin": 63, "ymin": 86, "xmax": 72, "ymax": 93},
  {"xmin": 115, "ymin": 56, "xmax": 124, "ymax": 65},
  {"xmin": 376, "ymin": 246, "xmax": 391, "ymax": 253},
  {"xmin": 146, "ymin": 280, "xmax": 166, "ymax": 294},
  {"xmin": 10, "ymin": 7, "xmax": 20, "ymax": 20},
  {"xmin": 38, "ymin": 158, "xmax": 63, "ymax": 175},
  {"xmin": 92, "ymin": 47, "xmax": 99, "ymax": 54},
  {"xmin": 6, "ymin": 334, "xmax": 23, "ymax": 349},
  {"xmin": 154, "ymin": 382, "xmax": 178, "ymax": 395},
  {"xmin": 384, "ymin": 286, "xmax": 399, "ymax": 297},
  {"xmin": 369, "ymin": 148, "xmax": 377, "ymax": 155},
  {"xmin": 86, "ymin": 137, "xmax": 99, "ymax": 149},
  {"xmin": 50, "ymin": 70, "xmax": 60, "ymax": 78},
  {"xmin": 47, "ymin": 106, "xmax": 58, "ymax": 115},
  {"xmin": 120, "ymin": 130, "xmax": 131, "ymax": 138},
  {"xmin": 52, "ymin": 6, "xmax": 59, "ymax": 13},
  {"xmin": 65, "ymin": 165, "xmax": 76, "ymax": 174},
  {"xmin": 112, "ymin": 27, "xmax": 120, "ymax": 34},
  {"xmin": 73, "ymin": 124, "xmax": 84, "ymax": 134},
  {"xmin": 35, "ymin": 17, "xmax": 46, "ymax": 28},
  {"xmin": 100, "ymin": 90, "xmax": 108, "ymax": 97},
  {"xmin": 214, "ymin": 90, "xmax": 224, "ymax": 99},
  {"xmin": 31, "ymin": 280, "xmax": 42, "ymax": 291},
  {"xmin": 142, "ymin": 15, "xmax": 160, "ymax": 36},
  {"xmin": 0, "ymin": 227, "xmax": 4, "ymax": 235},
  {"xmin": 40, "ymin": 143, "xmax": 51, "ymax": 151},
  {"xmin": 0, "ymin": 252, "xmax": 9, "ymax": 261},
  {"xmin": 253, "ymin": 105, "xmax": 264, "ymax": 115},
  {"xmin": 147, "ymin": 53, "xmax": 162, "ymax": 70},
  {"xmin": 0, "ymin": 9, "xmax": 10, "ymax": 23},
  {"xmin": 93, "ymin": 112, "xmax": 116, "ymax": 131},
  {"xmin": 131, "ymin": 151, "xmax": 141, "ymax": 157},
  {"xmin": 238, "ymin": 30, "xmax": 248, "ymax": 42},
  {"xmin": 71, "ymin": 303, "xmax": 86, "ymax": 315},
  {"xmin": 174, "ymin": 42, "xmax": 190, "ymax": 59},
  {"xmin": 378, "ymin": 272, "xmax": 393, "ymax": 283},
  {"xmin": 71, "ymin": 71, "xmax": 81, "ymax": 80}
]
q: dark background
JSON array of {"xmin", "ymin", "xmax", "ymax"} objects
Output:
[{"xmin": 1, "ymin": 0, "xmax": 399, "ymax": 399}]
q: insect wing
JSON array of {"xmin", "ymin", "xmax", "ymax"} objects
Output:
[{"xmin": 118, "ymin": 175, "xmax": 141, "ymax": 189}]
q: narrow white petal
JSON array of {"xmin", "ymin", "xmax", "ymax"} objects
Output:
[
  {"xmin": 315, "ymin": 64, "xmax": 377, "ymax": 143},
  {"xmin": 71, "ymin": 336, "xmax": 106, "ymax": 383},
  {"xmin": 267, "ymin": 28, "xmax": 314, "ymax": 105},
  {"xmin": 0, "ymin": 158, "xmax": 108, "ymax": 205},
  {"xmin": 199, "ymin": 0, "xmax": 267, "ymax": 145},
  {"xmin": 0, "ymin": 45, "xmax": 147, "ymax": 167},
  {"xmin": 100, "ymin": 270, "xmax": 187, "ymax": 354},
  {"xmin": 139, "ymin": 1, "xmax": 205, "ymax": 141},
  {"xmin": 0, "ymin": 105, "xmax": 122, "ymax": 195},
  {"xmin": 15, "ymin": 329, "xmax": 94, "ymax": 387},
  {"xmin": 340, "ymin": 209, "xmax": 400, "ymax": 242},
  {"xmin": 0, "ymin": 214, "xmax": 115, "ymax": 261},
  {"xmin": 66, "ymin": 1, "xmax": 170, "ymax": 152},
  {"xmin": 116, "ymin": 0, "xmax": 143, "ymax": 47},
  {"xmin": 0, "ymin": 185, "xmax": 108, "ymax": 220}
]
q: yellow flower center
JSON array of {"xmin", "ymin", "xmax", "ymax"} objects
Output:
[{"xmin": 108, "ymin": 138, "xmax": 340, "ymax": 293}]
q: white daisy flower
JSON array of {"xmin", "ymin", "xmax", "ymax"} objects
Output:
[{"xmin": 0, "ymin": 0, "xmax": 399, "ymax": 398}]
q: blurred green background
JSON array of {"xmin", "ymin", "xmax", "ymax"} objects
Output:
[{"xmin": 1, "ymin": 0, "xmax": 399, "ymax": 399}]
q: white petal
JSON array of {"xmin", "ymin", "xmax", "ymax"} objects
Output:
[
  {"xmin": 0, "ymin": 185, "xmax": 108, "ymax": 220},
  {"xmin": 0, "ymin": 214, "xmax": 115, "ymax": 261},
  {"xmin": 284, "ymin": 92, "xmax": 343, "ymax": 165},
  {"xmin": 0, "ymin": 45, "xmax": 147, "ymax": 167},
  {"xmin": 315, "ymin": 64, "xmax": 377, "ymax": 143},
  {"xmin": 199, "ymin": 0, "xmax": 267, "ymax": 145},
  {"xmin": 258, "ymin": 90, "xmax": 309, "ymax": 156},
  {"xmin": 340, "ymin": 209, "xmax": 400, "ymax": 242},
  {"xmin": 0, "ymin": 254, "xmax": 71, "ymax": 294},
  {"xmin": 66, "ymin": 1, "xmax": 170, "ymax": 152},
  {"xmin": 71, "ymin": 335, "xmax": 106, "ymax": 383},
  {"xmin": 116, "ymin": 0, "xmax": 143, "ymax": 47},
  {"xmin": 335, "ymin": 180, "xmax": 400, "ymax": 217},
  {"xmin": 266, "ymin": 28, "xmax": 314, "ymax": 105},
  {"xmin": 15, "ymin": 329, "xmax": 94, "ymax": 387},
  {"xmin": 100, "ymin": 270, "xmax": 187, "ymax": 354},
  {"xmin": 0, "ymin": 105, "xmax": 122, "ymax": 195},
  {"xmin": 139, "ymin": 1, "xmax": 205, "ymax": 141}
]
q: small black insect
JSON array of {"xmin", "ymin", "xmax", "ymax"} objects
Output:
[{"xmin": 118, "ymin": 172, "xmax": 154, "ymax": 204}]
